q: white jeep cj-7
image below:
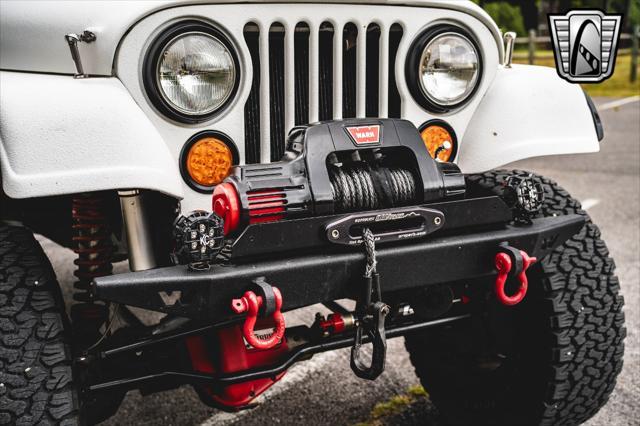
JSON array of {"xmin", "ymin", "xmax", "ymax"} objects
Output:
[{"xmin": 0, "ymin": 1, "xmax": 624, "ymax": 425}]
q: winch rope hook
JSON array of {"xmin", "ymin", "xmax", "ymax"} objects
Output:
[{"xmin": 350, "ymin": 228, "xmax": 389, "ymax": 380}]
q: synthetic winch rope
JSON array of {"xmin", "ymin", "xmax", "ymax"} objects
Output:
[
  {"xmin": 329, "ymin": 164, "xmax": 417, "ymax": 212},
  {"xmin": 362, "ymin": 228, "xmax": 377, "ymax": 278}
]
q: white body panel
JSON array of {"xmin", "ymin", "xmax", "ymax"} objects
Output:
[
  {"xmin": 457, "ymin": 65, "xmax": 600, "ymax": 173},
  {"xmin": 0, "ymin": 71, "xmax": 183, "ymax": 199}
]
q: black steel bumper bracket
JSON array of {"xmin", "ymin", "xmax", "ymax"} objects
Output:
[{"xmin": 92, "ymin": 214, "xmax": 585, "ymax": 321}]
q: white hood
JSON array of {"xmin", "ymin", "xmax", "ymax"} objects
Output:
[{"xmin": 0, "ymin": 0, "xmax": 501, "ymax": 76}]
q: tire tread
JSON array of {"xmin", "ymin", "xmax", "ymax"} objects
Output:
[
  {"xmin": 407, "ymin": 170, "xmax": 625, "ymax": 426},
  {"xmin": 0, "ymin": 225, "xmax": 79, "ymax": 425}
]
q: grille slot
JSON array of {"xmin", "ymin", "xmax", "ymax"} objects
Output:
[
  {"xmin": 294, "ymin": 23, "xmax": 310, "ymax": 126},
  {"xmin": 388, "ymin": 23, "xmax": 403, "ymax": 118},
  {"xmin": 318, "ymin": 22, "xmax": 334, "ymax": 121},
  {"xmin": 342, "ymin": 23, "xmax": 358, "ymax": 119},
  {"xmin": 365, "ymin": 24, "xmax": 381, "ymax": 117},
  {"xmin": 243, "ymin": 23, "xmax": 261, "ymax": 164},
  {"xmin": 244, "ymin": 20, "xmax": 403, "ymax": 163},
  {"xmin": 269, "ymin": 23, "xmax": 286, "ymax": 162}
]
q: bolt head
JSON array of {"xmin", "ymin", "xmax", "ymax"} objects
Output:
[
  {"xmin": 331, "ymin": 229, "xmax": 340, "ymax": 239},
  {"xmin": 434, "ymin": 216, "xmax": 442, "ymax": 225}
]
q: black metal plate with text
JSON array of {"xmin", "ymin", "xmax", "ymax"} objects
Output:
[{"xmin": 324, "ymin": 206, "xmax": 445, "ymax": 245}]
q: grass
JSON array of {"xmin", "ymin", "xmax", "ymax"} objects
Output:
[
  {"xmin": 513, "ymin": 52, "xmax": 640, "ymax": 98},
  {"xmin": 353, "ymin": 385, "xmax": 429, "ymax": 426}
]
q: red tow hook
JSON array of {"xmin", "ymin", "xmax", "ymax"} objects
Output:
[
  {"xmin": 494, "ymin": 247, "xmax": 537, "ymax": 306},
  {"xmin": 231, "ymin": 287, "xmax": 286, "ymax": 350}
]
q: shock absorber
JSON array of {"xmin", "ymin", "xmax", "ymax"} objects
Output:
[{"xmin": 70, "ymin": 193, "xmax": 113, "ymax": 339}]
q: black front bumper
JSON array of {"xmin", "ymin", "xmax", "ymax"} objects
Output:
[{"xmin": 93, "ymin": 206, "xmax": 584, "ymax": 321}]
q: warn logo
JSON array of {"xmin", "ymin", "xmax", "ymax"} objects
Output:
[{"xmin": 346, "ymin": 125, "xmax": 381, "ymax": 145}]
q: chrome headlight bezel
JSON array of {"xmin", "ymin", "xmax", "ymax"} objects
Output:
[
  {"xmin": 405, "ymin": 25, "xmax": 483, "ymax": 113},
  {"xmin": 143, "ymin": 20, "xmax": 240, "ymax": 124}
]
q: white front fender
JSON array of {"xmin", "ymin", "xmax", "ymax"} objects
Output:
[
  {"xmin": 0, "ymin": 71, "xmax": 183, "ymax": 199},
  {"xmin": 457, "ymin": 64, "xmax": 601, "ymax": 173}
]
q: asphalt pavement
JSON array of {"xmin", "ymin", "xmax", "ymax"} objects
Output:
[{"xmin": 38, "ymin": 97, "xmax": 639, "ymax": 426}]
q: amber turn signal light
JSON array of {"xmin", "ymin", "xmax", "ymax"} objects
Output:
[
  {"xmin": 420, "ymin": 121, "xmax": 457, "ymax": 162},
  {"xmin": 181, "ymin": 132, "xmax": 237, "ymax": 192}
]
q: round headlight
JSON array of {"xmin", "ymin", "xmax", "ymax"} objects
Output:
[
  {"xmin": 158, "ymin": 33, "xmax": 236, "ymax": 115},
  {"xmin": 144, "ymin": 21, "xmax": 239, "ymax": 123},
  {"xmin": 406, "ymin": 27, "xmax": 482, "ymax": 112},
  {"xmin": 419, "ymin": 33, "xmax": 479, "ymax": 105}
]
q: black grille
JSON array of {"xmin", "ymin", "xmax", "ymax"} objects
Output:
[{"xmin": 244, "ymin": 21, "xmax": 403, "ymax": 163}]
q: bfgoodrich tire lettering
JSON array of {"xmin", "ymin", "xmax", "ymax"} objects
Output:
[
  {"xmin": 0, "ymin": 225, "xmax": 79, "ymax": 425},
  {"xmin": 405, "ymin": 170, "xmax": 625, "ymax": 425}
]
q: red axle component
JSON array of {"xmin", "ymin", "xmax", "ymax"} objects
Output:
[
  {"xmin": 232, "ymin": 288, "xmax": 286, "ymax": 350},
  {"xmin": 494, "ymin": 250, "xmax": 537, "ymax": 306},
  {"xmin": 185, "ymin": 283, "xmax": 288, "ymax": 409},
  {"xmin": 185, "ymin": 321, "xmax": 288, "ymax": 409},
  {"xmin": 318, "ymin": 312, "xmax": 356, "ymax": 335}
]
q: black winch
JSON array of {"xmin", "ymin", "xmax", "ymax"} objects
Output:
[{"xmin": 211, "ymin": 119, "xmax": 465, "ymax": 236}]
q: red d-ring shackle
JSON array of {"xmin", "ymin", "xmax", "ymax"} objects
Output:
[
  {"xmin": 494, "ymin": 250, "xmax": 537, "ymax": 306},
  {"xmin": 231, "ymin": 287, "xmax": 285, "ymax": 350}
]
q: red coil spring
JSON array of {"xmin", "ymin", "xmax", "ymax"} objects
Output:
[{"xmin": 70, "ymin": 194, "xmax": 113, "ymax": 325}]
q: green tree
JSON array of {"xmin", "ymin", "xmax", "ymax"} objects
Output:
[
  {"xmin": 484, "ymin": 2, "xmax": 527, "ymax": 35},
  {"xmin": 615, "ymin": 0, "xmax": 640, "ymax": 28}
]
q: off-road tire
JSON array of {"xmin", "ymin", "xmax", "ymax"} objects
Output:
[
  {"xmin": 405, "ymin": 170, "xmax": 625, "ymax": 425},
  {"xmin": 0, "ymin": 224, "xmax": 79, "ymax": 425}
]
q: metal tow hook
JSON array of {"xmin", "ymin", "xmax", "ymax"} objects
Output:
[
  {"xmin": 231, "ymin": 278, "xmax": 286, "ymax": 350},
  {"xmin": 494, "ymin": 243, "xmax": 537, "ymax": 306},
  {"xmin": 351, "ymin": 296, "xmax": 389, "ymax": 380},
  {"xmin": 350, "ymin": 229, "xmax": 389, "ymax": 380}
]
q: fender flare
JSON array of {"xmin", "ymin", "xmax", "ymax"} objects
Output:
[
  {"xmin": 457, "ymin": 64, "xmax": 601, "ymax": 173},
  {"xmin": 0, "ymin": 71, "xmax": 183, "ymax": 199}
]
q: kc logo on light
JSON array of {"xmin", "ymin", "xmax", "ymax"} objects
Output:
[{"xmin": 346, "ymin": 125, "xmax": 381, "ymax": 145}]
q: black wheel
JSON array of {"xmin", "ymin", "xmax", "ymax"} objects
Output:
[
  {"xmin": 405, "ymin": 170, "xmax": 626, "ymax": 426},
  {"xmin": 0, "ymin": 224, "xmax": 80, "ymax": 425}
]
